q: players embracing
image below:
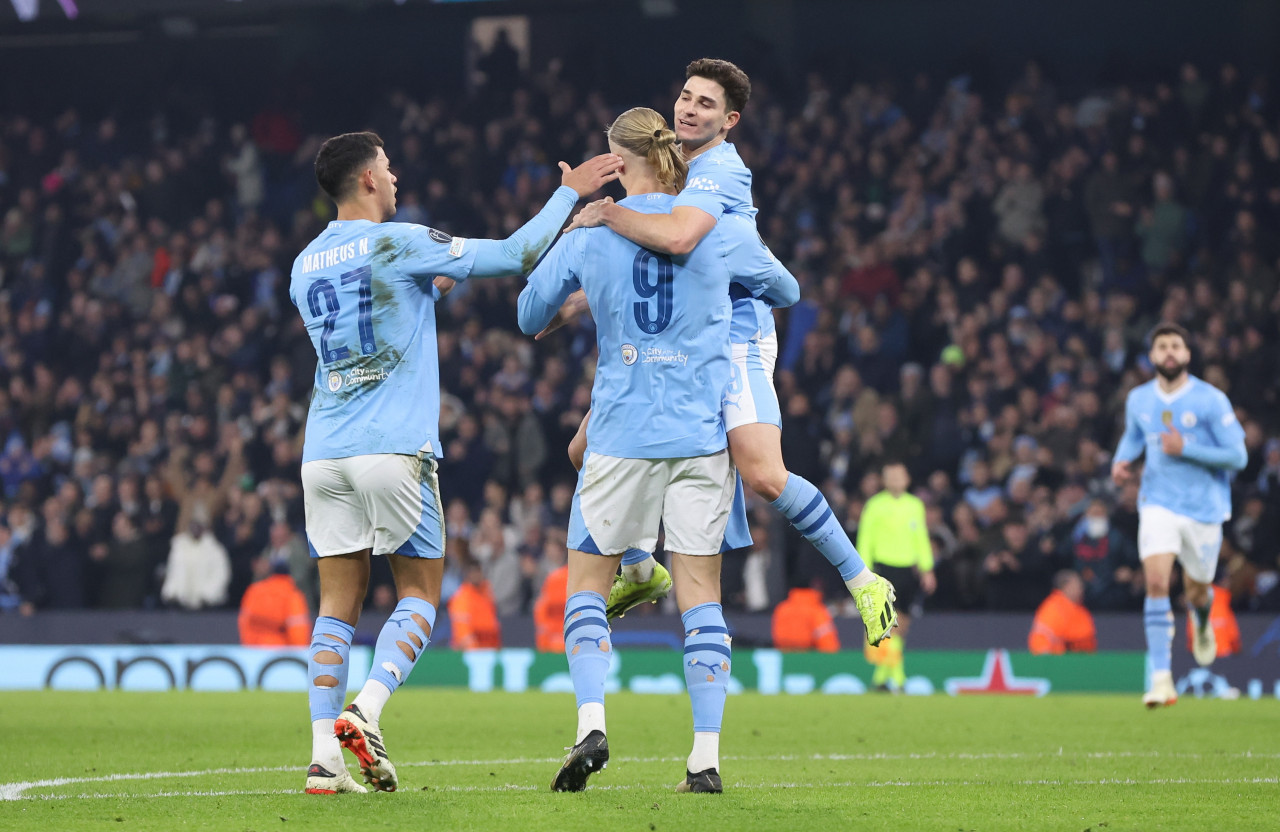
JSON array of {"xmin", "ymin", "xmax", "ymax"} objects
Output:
[
  {"xmin": 519, "ymin": 105, "xmax": 798, "ymax": 794},
  {"xmin": 557, "ymin": 58, "xmax": 898, "ymax": 646},
  {"xmin": 1111, "ymin": 323, "xmax": 1247, "ymax": 708}
]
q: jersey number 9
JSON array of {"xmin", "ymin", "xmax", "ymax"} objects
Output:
[
  {"xmin": 306, "ymin": 265, "xmax": 378, "ymax": 363},
  {"xmin": 632, "ymin": 250, "xmax": 674, "ymax": 335}
]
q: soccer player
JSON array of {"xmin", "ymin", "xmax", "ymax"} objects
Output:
[
  {"xmin": 856, "ymin": 461, "xmax": 934, "ymax": 690},
  {"xmin": 517, "ymin": 107, "xmax": 798, "ymax": 795},
  {"xmin": 1111, "ymin": 323, "xmax": 1247, "ymax": 708},
  {"xmin": 291, "ymin": 131, "xmax": 620, "ymax": 794},
  {"xmin": 554, "ymin": 58, "xmax": 897, "ymax": 645}
]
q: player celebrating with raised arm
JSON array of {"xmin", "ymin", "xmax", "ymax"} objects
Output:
[
  {"xmin": 291, "ymin": 131, "xmax": 620, "ymax": 794},
  {"xmin": 1111, "ymin": 323, "xmax": 1246, "ymax": 708},
  {"xmin": 518, "ymin": 107, "xmax": 798, "ymax": 795},
  {"xmin": 554, "ymin": 58, "xmax": 896, "ymax": 646}
]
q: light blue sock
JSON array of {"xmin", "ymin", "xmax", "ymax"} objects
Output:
[
  {"xmin": 368, "ymin": 596, "xmax": 436, "ymax": 693},
  {"xmin": 308, "ymin": 616, "xmax": 355, "ymax": 721},
  {"xmin": 565, "ymin": 591, "xmax": 611, "ymax": 707},
  {"xmin": 621, "ymin": 548, "xmax": 650, "ymax": 566},
  {"xmin": 1144, "ymin": 596, "xmax": 1174, "ymax": 674},
  {"xmin": 682, "ymin": 603, "xmax": 731, "ymax": 733},
  {"xmin": 770, "ymin": 474, "xmax": 867, "ymax": 581}
]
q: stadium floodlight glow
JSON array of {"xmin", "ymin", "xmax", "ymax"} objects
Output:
[{"xmin": 9, "ymin": 0, "xmax": 77, "ymax": 20}]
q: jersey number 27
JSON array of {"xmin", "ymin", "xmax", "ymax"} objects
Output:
[{"xmin": 307, "ymin": 265, "xmax": 378, "ymax": 363}]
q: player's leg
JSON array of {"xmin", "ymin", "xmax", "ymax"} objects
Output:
[
  {"xmin": 1180, "ymin": 520, "xmax": 1223, "ymax": 667},
  {"xmin": 553, "ymin": 452, "xmax": 657, "ymax": 791},
  {"xmin": 335, "ymin": 453, "xmax": 445, "ymax": 791},
  {"xmin": 553, "ymin": 548, "xmax": 623, "ymax": 791},
  {"xmin": 671, "ymin": 552, "xmax": 729, "ymax": 794},
  {"xmin": 567, "ymin": 411, "xmax": 670, "ymax": 618},
  {"xmin": 663, "ymin": 451, "xmax": 737, "ymax": 794},
  {"xmin": 1138, "ymin": 506, "xmax": 1183, "ymax": 707},
  {"xmin": 729, "ymin": 423, "xmax": 896, "ymax": 644},
  {"xmin": 306, "ymin": 552, "xmax": 371, "ymax": 794},
  {"xmin": 301, "ymin": 458, "xmax": 372, "ymax": 794},
  {"xmin": 724, "ymin": 335, "xmax": 894, "ymax": 644}
]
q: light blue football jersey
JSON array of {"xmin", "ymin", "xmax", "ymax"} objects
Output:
[
  {"xmin": 290, "ymin": 221, "xmax": 476, "ymax": 463},
  {"xmin": 518, "ymin": 192, "xmax": 788, "ymax": 459},
  {"xmin": 672, "ymin": 140, "xmax": 775, "ymax": 344},
  {"xmin": 1113, "ymin": 376, "xmax": 1247, "ymax": 524}
]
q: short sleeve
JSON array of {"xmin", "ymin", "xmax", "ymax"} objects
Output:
[{"xmin": 672, "ymin": 168, "xmax": 741, "ymax": 221}]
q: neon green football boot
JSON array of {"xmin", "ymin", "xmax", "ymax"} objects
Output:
[
  {"xmin": 852, "ymin": 574, "xmax": 898, "ymax": 646},
  {"xmin": 605, "ymin": 562, "xmax": 673, "ymax": 620}
]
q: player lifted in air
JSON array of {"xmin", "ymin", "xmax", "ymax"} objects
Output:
[
  {"xmin": 1110, "ymin": 323, "xmax": 1246, "ymax": 708},
  {"xmin": 290, "ymin": 131, "xmax": 620, "ymax": 794},
  {"xmin": 518, "ymin": 107, "xmax": 798, "ymax": 795},
  {"xmin": 552, "ymin": 58, "xmax": 897, "ymax": 645}
]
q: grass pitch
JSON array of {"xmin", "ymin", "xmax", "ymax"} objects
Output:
[{"xmin": 1, "ymin": 690, "xmax": 1277, "ymax": 831}]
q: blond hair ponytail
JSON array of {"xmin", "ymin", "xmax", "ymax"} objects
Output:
[{"xmin": 606, "ymin": 107, "xmax": 688, "ymax": 193}]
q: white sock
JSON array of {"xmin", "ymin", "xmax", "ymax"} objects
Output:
[
  {"xmin": 351, "ymin": 680, "xmax": 393, "ymax": 725},
  {"xmin": 311, "ymin": 719, "xmax": 342, "ymax": 767},
  {"xmin": 687, "ymin": 731, "xmax": 720, "ymax": 773},
  {"xmin": 622, "ymin": 555, "xmax": 656, "ymax": 584},
  {"xmin": 845, "ymin": 569, "xmax": 877, "ymax": 591},
  {"xmin": 576, "ymin": 702, "xmax": 606, "ymax": 744}
]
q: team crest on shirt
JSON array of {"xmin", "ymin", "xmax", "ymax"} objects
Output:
[
  {"xmin": 327, "ymin": 371, "xmax": 343, "ymax": 392},
  {"xmin": 1181, "ymin": 411, "xmax": 1197, "ymax": 428},
  {"xmin": 621, "ymin": 344, "xmax": 638, "ymax": 366}
]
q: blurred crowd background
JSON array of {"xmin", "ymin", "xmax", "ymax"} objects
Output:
[{"xmin": 2, "ymin": 7, "xmax": 1280, "ymax": 624}]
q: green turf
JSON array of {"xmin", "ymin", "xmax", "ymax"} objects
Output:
[{"xmin": 1, "ymin": 690, "xmax": 1277, "ymax": 831}]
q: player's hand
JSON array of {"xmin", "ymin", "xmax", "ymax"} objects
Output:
[
  {"xmin": 1160, "ymin": 427, "xmax": 1184, "ymax": 457},
  {"xmin": 535, "ymin": 289, "xmax": 591, "ymax": 341},
  {"xmin": 1110, "ymin": 460, "xmax": 1131, "ymax": 486},
  {"xmin": 920, "ymin": 570, "xmax": 937, "ymax": 596},
  {"xmin": 558, "ymin": 154, "xmax": 623, "ymax": 198},
  {"xmin": 563, "ymin": 197, "xmax": 614, "ymax": 234},
  {"xmin": 433, "ymin": 275, "xmax": 457, "ymax": 299}
]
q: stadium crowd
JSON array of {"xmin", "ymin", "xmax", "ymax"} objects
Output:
[{"xmin": 2, "ymin": 57, "xmax": 1280, "ymax": 626}]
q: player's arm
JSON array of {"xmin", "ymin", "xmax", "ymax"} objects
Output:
[
  {"xmin": 568, "ymin": 410, "xmax": 591, "ymax": 472},
  {"xmin": 720, "ymin": 215, "xmax": 800, "ymax": 308},
  {"xmin": 586, "ymin": 202, "xmax": 717, "ymax": 256},
  {"xmin": 399, "ymin": 155, "xmax": 620, "ymax": 286},
  {"xmin": 517, "ymin": 232, "xmax": 585, "ymax": 336},
  {"xmin": 1111, "ymin": 391, "xmax": 1146, "ymax": 485},
  {"xmin": 1178, "ymin": 395, "xmax": 1248, "ymax": 471}
]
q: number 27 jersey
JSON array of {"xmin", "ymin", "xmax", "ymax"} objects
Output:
[{"xmin": 289, "ymin": 219, "xmax": 477, "ymax": 463}]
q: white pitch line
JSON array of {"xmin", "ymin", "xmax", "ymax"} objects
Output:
[
  {"xmin": 5, "ymin": 750, "xmax": 1278, "ymax": 801},
  {"xmin": 18, "ymin": 777, "xmax": 1280, "ymax": 802}
]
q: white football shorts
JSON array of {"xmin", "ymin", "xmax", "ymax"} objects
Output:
[
  {"xmin": 1137, "ymin": 504, "xmax": 1223, "ymax": 584},
  {"xmin": 722, "ymin": 332, "xmax": 781, "ymax": 432},
  {"xmin": 568, "ymin": 449, "xmax": 736, "ymax": 556},
  {"xmin": 302, "ymin": 452, "xmax": 445, "ymax": 559}
]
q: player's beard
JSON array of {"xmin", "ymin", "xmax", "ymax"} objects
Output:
[{"xmin": 1155, "ymin": 359, "xmax": 1187, "ymax": 381}]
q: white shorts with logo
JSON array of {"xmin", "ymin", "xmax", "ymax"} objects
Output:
[
  {"xmin": 302, "ymin": 452, "xmax": 445, "ymax": 559},
  {"xmin": 1137, "ymin": 504, "xmax": 1223, "ymax": 584},
  {"xmin": 722, "ymin": 332, "xmax": 781, "ymax": 432},
  {"xmin": 567, "ymin": 450, "xmax": 737, "ymax": 556}
]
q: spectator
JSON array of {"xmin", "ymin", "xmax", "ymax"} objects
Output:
[
  {"xmin": 1028, "ymin": 570, "xmax": 1097, "ymax": 654},
  {"xmin": 771, "ymin": 582, "xmax": 839, "ymax": 652},
  {"xmin": 448, "ymin": 562, "xmax": 501, "ymax": 650},
  {"xmin": 532, "ymin": 540, "xmax": 568, "ymax": 653},
  {"xmin": 160, "ymin": 518, "xmax": 231, "ymax": 609},
  {"xmin": 238, "ymin": 556, "xmax": 310, "ymax": 646}
]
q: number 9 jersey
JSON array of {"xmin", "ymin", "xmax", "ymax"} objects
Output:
[
  {"xmin": 289, "ymin": 220, "xmax": 476, "ymax": 464},
  {"xmin": 519, "ymin": 193, "xmax": 789, "ymax": 461}
]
